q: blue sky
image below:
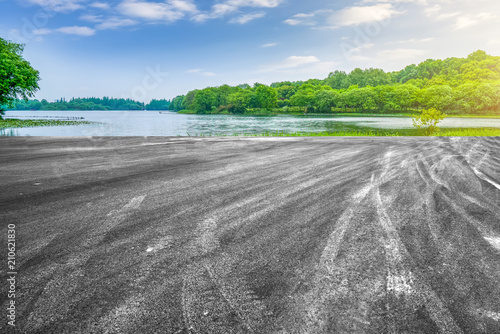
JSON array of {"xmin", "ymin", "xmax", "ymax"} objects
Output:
[{"xmin": 1, "ymin": 0, "xmax": 500, "ymax": 102}]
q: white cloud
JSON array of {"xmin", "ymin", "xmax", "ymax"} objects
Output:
[
  {"xmin": 33, "ymin": 28, "xmax": 53, "ymax": 35},
  {"xmin": 57, "ymin": 26, "xmax": 96, "ymax": 36},
  {"xmin": 259, "ymin": 56, "xmax": 323, "ymax": 73},
  {"xmin": 34, "ymin": 26, "xmax": 96, "ymax": 36},
  {"xmin": 378, "ymin": 48, "xmax": 429, "ymax": 60},
  {"xmin": 349, "ymin": 43, "xmax": 375, "ymax": 53},
  {"xmin": 454, "ymin": 16, "xmax": 477, "ymax": 30},
  {"xmin": 170, "ymin": 0, "xmax": 197, "ymax": 13},
  {"xmin": 341, "ymin": 43, "xmax": 376, "ymax": 61},
  {"xmin": 454, "ymin": 12, "xmax": 496, "ymax": 30},
  {"xmin": 283, "ymin": 13, "xmax": 317, "ymax": 26},
  {"xmin": 261, "ymin": 42, "xmax": 277, "ymax": 47},
  {"xmin": 329, "ymin": 4, "xmax": 404, "ymax": 26},
  {"xmin": 118, "ymin": 0, "xmax": 198, "ymax": 22},
  {"xmin": 191, "ymin": 13, "xmax": 211, "ymax": 22},
  {"xmin": 424, "ymin": 5, "xmax": 441, "ymax": 17},
  {"xmin": 280, "ymin": 56, "xmax": 320, "ymax": 68},
  {"xmin": 424, "ymin": 5, "xmax": 462, "ymax": 20},
  {"xmin": 26, "ymin": 0, "xmax": 84, "ymax": 12},
  {"xmin": 96, "ymin": 17, "xmax": 138, "ymax": 30},
  {"xmin": 436, "ymin": 12, "xmax": 461, "ymax": 20},
  {"xmin": 192, "ymin": 0, "xmax": 284, "ymax": 23},
  {"xmin": 350, "ymin": 55, "xmax": 372, "ymax": 62},
  {"xmin": 186, "ymin": 69, "xmax": 217, "ymax": 77},
  {"xmin": 229, "ymin": 12, "xmax": 265, "ymax": 24},
  {"xmin": 220, "ymin": 0, "xmax": 282, "ymax": 13},
  {"xmin": 89, "ymin": 2, "xmax": 110, "ymax": 9},
  {"xmin": 259, "ymin": 55, "xmax": 339, "ymax": 77},
  {"xmin": 386, "ymin": 37, "xmax": 435, "ymax": 45},
  {"xmin": 80, "ymin": 14, "xmax": 103, "ymax": 22}
]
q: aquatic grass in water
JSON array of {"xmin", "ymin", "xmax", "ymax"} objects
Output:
[
  {"xmin": 0, "ymin": 119, "xmax": 93, "ymax": 130},
  {"xmin": 188, "ymin": 130, "xmax": 401, "ymax": 137},
  {"xmin": 189, "ymin": 127, "xmax": 500, "ymax": 137},
  {"xmin": 433, "ymin": 128, "xmax": 500, "ymax": 136}
]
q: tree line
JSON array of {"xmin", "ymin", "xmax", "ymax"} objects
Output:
[
  {"xmin": 9, "ymin": 97, "xmax": 171, "ymax": 111},
  {"xmin": 168, "ymin": 50, "xmax": 500, "ymax": 115},
  {"xmin": 6, "ymin": 49, "xmax": 500, "ymax": 115}
]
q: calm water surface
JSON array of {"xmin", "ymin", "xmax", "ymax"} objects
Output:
[{"xmin": 3, "ymin": 110, "xmax": 500, "ymax": 136}]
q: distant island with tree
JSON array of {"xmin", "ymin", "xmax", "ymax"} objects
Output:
[{"xmin": 9, "ymin": 97, "xmax": 170, "ymax": 111}]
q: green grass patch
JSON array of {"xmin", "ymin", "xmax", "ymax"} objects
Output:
[
  {"xmin": 432, "ymin": 128, "xmax": 500, "ymax": 136},
  {"xmin": 176, "ymin": 109, "xmax": 197, "ymax": 114},
  {"xmin": 186, "ymin": 129, "xmax": 402, "ymax": 137},
  {"xmin": 0, "ymin": 118, "xmax": 93, "ymax": 130},
  {"xmin": 185, "ymin": 126, "xmax": 500, "ymax": 137},
  {"xmin": 442, "ymin": 114, "xmax": 500, "ymax": 119}
]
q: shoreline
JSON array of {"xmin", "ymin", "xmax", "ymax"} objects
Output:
[{"xmin": 176, "ymin": 110, "xmax": 500, "ymax": 118}]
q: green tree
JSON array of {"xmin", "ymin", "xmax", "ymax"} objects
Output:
[
  {"xmin": 290, "ymin": 84, "xmax": 316, "ymax": 110},
  {"xmin": 169, "ymin": 95, "xmax": 185, "ymax": 111},
  {"xmin": 0, "ymin": 38, "xmax": 40, "ymax": 115},
  {"xmin": 315, "ymin": 89, "xmax": 339, "ymax": 113},
  {"xmin": 254, "ymin": 85, "xmax": 278, "ymax": 110},
  {"xmin": 227, "ymin": 89, "xmax": 252, "ymax": 114},
  {"xmin": 182, "ymin": 90, "xmax": 197, "ymax": 110},
  {"xmin": 412, "ymin": 108, "xmax": 446, "ymax": 135},
  {"xmin": 325, "ymin": 70, "xmax": 348, "ymax": 89},
  {"xmin": 192, "ymin": 88, "xmax": 217, "ymax": 113},
  {"xmin": 277, "ymin": 85, "xmax": 297, "ymax": 100},
  {"xmin": 422, "ymin": 85, "xmax": 453, "ymax": 111},
  {"xmin": 392, "ymin": 84, "xmax": 418, "ymax": 111},
  {"xmin": 342, "ymin": 86, "xmax": 376, "ymax": 112}
]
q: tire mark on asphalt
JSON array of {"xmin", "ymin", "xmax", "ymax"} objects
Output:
[
  {"xmin": 23, "ymin": 195, "xmax": 147, "ymax": 333},
  {"xmin": 17, "ymin": 233, "xmax": 61, "ymax": 268},
  {"xmin": 206, "ymin": 258, "xmax": 267, "ymax": 331},
  {"xmin": 181, "ymin": 218, "xmax": 266, "ymax": 333},
  {"xmin": 436, "ymin": 189, "xmax": 500, "ymax": 256},
  {"xmin": 299, "ymin": 175, "xmax": 377, "ymax": 333},
  {"xmin": 375, "ymin": 185, "xmax": 463, "ymax": 334},
  {"xmin": 82, "ymin": 195, "xmax": 146, "ymax": 248},
  {"xmin": 417, "ymin": 141, "xmax": 500, "ymax": 254},
  {"xmin": 472, "ymin": 167, "xmax": 500, "ymax": 190},
  {"xmin": 387, "ymin": 140, "xmax": 500, "ymax": 332}
]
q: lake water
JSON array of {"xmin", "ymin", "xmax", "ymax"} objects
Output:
[{"xmin": 3, "ymin": 110, "xmax": 500, "ymax": 136}]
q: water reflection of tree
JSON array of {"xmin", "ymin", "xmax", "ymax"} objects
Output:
[{"xmin": 0, "ymin": 129, "xmax": 18, "ymax": 136}]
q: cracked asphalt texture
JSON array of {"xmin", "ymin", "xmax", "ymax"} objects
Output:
[{"xmin": 1, "ymin": 136, "xmax": 500, "ymax": 333}]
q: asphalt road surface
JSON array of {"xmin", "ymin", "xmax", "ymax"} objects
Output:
[{"xmin": 1, "ymin": 136, "xmax": 500, "ymax": 334}]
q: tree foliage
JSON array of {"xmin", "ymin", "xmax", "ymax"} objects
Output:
[
  {"xmin": 145, "ymin": 99, "xmax": 170, "ymax": 110},
  {"xmin": 412, "ymin": 108, "xmax": 446, "ymax": 135},
  {"xmin": 0, "ymin": 38, "xmax": 40, "ymax": 115}
]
